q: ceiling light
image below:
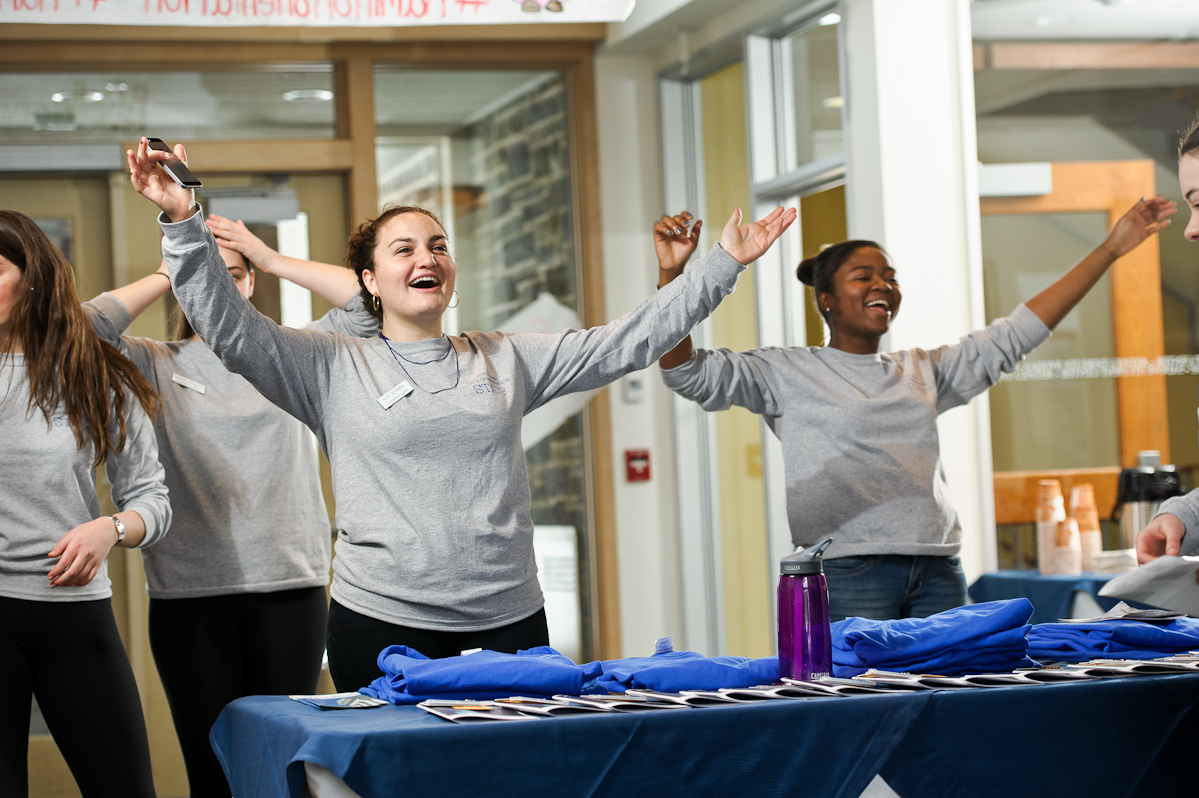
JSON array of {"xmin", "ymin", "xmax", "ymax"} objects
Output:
[
  {"xmin": 819, "ymin": 12, "xmax": 840, "ymax": 25},
  {"xmin": 50, "ymin": 90, "xmax": 103, "ymax": 103},
  {"xmin": 282, "ymin": 89, "xmax": 334, "ymax": 102},
  {"xmin": 104, "ymin": 82, "xmax": 129, "ymax": 92},
  {"xmin": 822, "ymin": 96, "xmax": 844, "ymax": 108}
]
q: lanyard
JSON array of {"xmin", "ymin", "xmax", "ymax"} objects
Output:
[{"xmin": 378, "ymin": 333, "xmax": 460, "ymax": 394}]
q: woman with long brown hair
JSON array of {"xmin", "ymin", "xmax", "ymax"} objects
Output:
[{"xmin": 0, "ymin": 211, "xmax": 172, "ymax": 797}]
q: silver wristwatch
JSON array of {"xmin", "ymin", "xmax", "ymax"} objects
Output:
[{"xmin": 110, "ymin": 515, "xmax": 126, "ymax": 544}]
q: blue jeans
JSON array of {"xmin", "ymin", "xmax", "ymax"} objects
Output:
[{"xmin": 824, "ymin": 555, "xmax": 967, "ymax": 623}]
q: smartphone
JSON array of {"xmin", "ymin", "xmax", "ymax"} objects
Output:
[{"xmin": 146, "ymin": 137, "xmax": 202, "ymax": 188}]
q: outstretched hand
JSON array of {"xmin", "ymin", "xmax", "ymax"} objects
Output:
[
  {"xmin": 1104, "ymin": 196, "xmax": 1176, "ymax": 258},
  {"xmin": 654, "ymin": 212, "xmax": 702, "ymax": 277},
  {"xmin": 1135, "ymin": 513, "xmax": 1187, "ymax": 564},
  {"xmin": 719, "ymin": 206, "xmax": 798, "ymax": 265},
  {"xmin": 207, "ymin": 214, "xmax": 275, "ymax": 271},
  {"xmin": 126, "ymin": 137, "xmax": 195, "ymax": 223}
]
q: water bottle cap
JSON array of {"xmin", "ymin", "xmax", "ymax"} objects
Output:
[{"xmin": 781, "ymin": 538, "xmax": 833, "ymax": 575}]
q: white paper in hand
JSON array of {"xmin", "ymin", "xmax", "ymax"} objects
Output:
[{"xmin": 1098, "ymin": 556, "xmax": 1199, "ymax": 616}]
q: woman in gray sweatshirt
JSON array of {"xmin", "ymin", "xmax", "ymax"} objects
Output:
[
  {"xmin": 654, "ymin": 199, "xmax": 1174, "ymax": 623},
  {"xmin": 0, "ymin": 211, "xmax": 171, "ymax": 798},
  {"xmin": 81, "ymin": 217, "xmax": 378, "ymax": 798},
  {"xmin": 127, "ymin": 138, "xmax": 795, "ymax": 691}
]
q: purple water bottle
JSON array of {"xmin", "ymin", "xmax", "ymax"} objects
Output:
[{"xmin": 778, "ymin": 539, "xmax": 833, "ymax": 680}]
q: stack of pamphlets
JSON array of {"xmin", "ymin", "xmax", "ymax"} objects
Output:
[{"xmin": 289, "ymin": 693, "xmax": 390, "ymax": 710}]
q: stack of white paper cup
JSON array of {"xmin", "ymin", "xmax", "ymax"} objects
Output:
[
  {"xmin": 1037, "ymin": 480, "xmax": 1066, "ymax": 575},
  {"xmin": 1054, "ymin": 518, "xmax": 1082, "ymax": 576},
  {"xmin": 1071, "ymin": 484, "xmax": 1103, "ymax": 572}
]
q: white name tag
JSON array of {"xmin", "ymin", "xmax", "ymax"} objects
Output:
[
  {"xmin": 377, "ymin": 380, "xmax": 414, "ymax": 409},
  {"xmin": 171, "ymin": 373, "xmax": 206, "ymax": 394}
]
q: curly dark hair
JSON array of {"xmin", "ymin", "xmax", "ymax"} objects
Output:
[
  {"xmin": 345, "ymin": 205, "xmax": 448, "ymax": 321},
  {"xmin": 796, "ymin": 239, "xmax": 887, "ymax": 328}
]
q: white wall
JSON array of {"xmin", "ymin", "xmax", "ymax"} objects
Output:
[
  {"xmin": 843, "ymin": 0, "xmax": 996, "ymax": 581},
  {"xmin": 595, "ymin": 53, "xmax": 685, "ymax": 658}
]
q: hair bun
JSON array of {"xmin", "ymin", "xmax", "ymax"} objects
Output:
[{"xmin": 796, "ymin": 256, "xmax": 820, "ymax": 287}]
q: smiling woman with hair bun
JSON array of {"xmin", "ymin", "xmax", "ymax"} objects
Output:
[{"xmin": 654, "ymin": 200, "xmax": 1174, "ymax": 623}]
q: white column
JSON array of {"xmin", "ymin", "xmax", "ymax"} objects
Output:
[
  {"xmin": 595, "ymin": 53, "xmax": 687, "ymax": 657},
  {"xmin": 843, "ymin": 0, "xmax": 997, "ymax": 581}
]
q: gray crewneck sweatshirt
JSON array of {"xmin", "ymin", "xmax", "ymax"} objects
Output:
[
  {"xmin": 160, "ymin": 209, "xmax": 745, "ymax": 630},
  {"xmin": 82, "ymin": 292, "xmax": 378, "ymax": 599},
  {"xmin": 1152, "ymin": 494, "xmax": 1199, "ymax": 557},
  {"xmin": 0, "ymin": 354, "xmax": 172, "ymax": 602},
  {"xmin": 661, "ymin": 305, "xmax": 1051, "ymax": 558}
]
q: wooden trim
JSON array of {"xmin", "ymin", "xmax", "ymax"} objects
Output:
[
  {"xmin": 340, "ymin": 56, "xmax": 378, "ymax": 227},
  {"xmin": 567, "ymin": 47, "xmax": 620, "ymax": 660},
  {"xmin": 981, "ymin": 160, "xmax": 1168, "ymax": 468},
  {"xmin": 0, "ymin": 22, "xmax": 607, "ymax": 43},
  {"xmin": 994, "ymin": 468, "xmax": 1121, "ymax": 525},
  {"xmin": 118, "ymin": 139, "xmax": 354, "ymax": 172},
  {"xmin": 991, "ymin": 42, "xmax": 1199, "ymax": 71},
  {"xmin": 972, "ymin": 43, "xmax": 986, "ymax": 72}
]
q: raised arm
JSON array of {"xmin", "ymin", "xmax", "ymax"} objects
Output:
[
  {"xmin": 1024, "ymin": 197, "xmax": 1175, "ymax": 330},
  {"xmin": 513, "ymin": 206, "xmax": 795, "ymax": 412},
  {"xmin": 107, "ymin": 261, "xmax": 173, "ymax": 322},
  {"xmin": 207, "ymin": 214, "xmax": 360, "ymax": 308},
  {"xmin": 126, "ymin": 139, "xmax": 335, "ymax": 429},
  {"xmin": 655, "ymin": 211, "xmax": 702, "ymax": 370}
]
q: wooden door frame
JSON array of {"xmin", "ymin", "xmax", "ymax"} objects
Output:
[
  {"xmin": 0, "ymin": 35, "xmax": 619, "ymax": 659},
  {"xmin": 981, "ymin": 160, "xmax": 1167, "ymax": 523}
]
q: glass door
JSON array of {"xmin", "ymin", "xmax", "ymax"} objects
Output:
[{"xmin": 980, "ymin": 160, "xmax": 1168, "ymax": 568}]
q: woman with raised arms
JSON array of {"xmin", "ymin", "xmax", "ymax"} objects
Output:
[
  {"xmin": 81, "ymin": 210, "xmax": 377, "ymax": 798},
  {"xmin": 654, "ymin": 199, "xmax": 1173, "ymax": 623},
  {"xmin": 127, "ymin": 138, "xmax": 795, "ymax": 691},
  {"xmin": 0, "ymin": 211, "xmax": 171, "ymax": 798}
]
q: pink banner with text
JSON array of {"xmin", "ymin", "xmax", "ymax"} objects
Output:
[{"xmin": 0, "ymin": 0, "xmax": 633, "ymax": 26}]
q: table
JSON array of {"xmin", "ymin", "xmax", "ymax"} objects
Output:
[
  {"xmin": 967, "ymin": 570, "xmax": 1135, "ymax": 624},
  {"xmin": 211, "ymin": 674, "xmax": 1199, "ymax": 798}
]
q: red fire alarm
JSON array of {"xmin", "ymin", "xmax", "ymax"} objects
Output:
[{"xmin": 625, "ymin": 449, "xmax": 651, "ymax": 482}]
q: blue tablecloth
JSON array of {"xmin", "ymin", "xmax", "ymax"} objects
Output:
[
  {"xmin": 967, "ymin": 570, "xmax": 1133, "ymax": 625},
  {"xmin": 211, "ymin": 674, "xmax": 1199, "ymax": 798}
]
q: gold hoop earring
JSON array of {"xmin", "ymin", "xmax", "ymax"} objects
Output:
[
  {"xmin": 372, "ymin": 293, "xmax": 381, "ymax": 312},
  {"xmin": 447, "ymin": 290, "xmax": 460, "ymax": 309}
]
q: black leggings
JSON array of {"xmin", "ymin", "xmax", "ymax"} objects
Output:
[
  {"xmin": 0, "ymin": 596, "xmax": 156, "ymax": 798},
  {"xmin": 326, "ymin": 599, "xmax": 550, "ymax": 692},
  {"xmin": 148, "ymin": 586, "xmax": 327, "ymax": 798}
]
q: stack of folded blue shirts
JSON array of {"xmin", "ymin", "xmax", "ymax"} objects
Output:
[
  {"xmin": 583, "ymin": 650, "xmax": 779, "ymax": 693},
  {"xmin": 360, "ymin": 645, "xmax": 587, "ymax": 705},
  {"xmin": 831, "ymin": 599, "xmax": 1037, "ymax": 677},
  {"xmin": 1028, "ymin": 617, "xmax": 1199, "ymax": 662}
]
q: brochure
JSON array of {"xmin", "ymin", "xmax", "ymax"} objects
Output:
[
  {"xmin": 288, "ymin": 693, "xmax": 390, "ymax": 710},
  {"xmin": 1098, "ymin": 556, "xmax": 1199, "ymax": 616},
  {"xmin": 551, "ymin": 695, "xmax": 688, "ymax": 712},
  {"xmin": 417, "ymin": 702, "xmax": 532, "ymax": 723},
  {"xmin": 491, "ymin": 697, "xmax": 609, "ymax": 717},
  {"xmin": 780, "ymin": 677, "xmax": 896, "ymax": 695},
  {"xmin": 718, "ymin": 685, "xmax": 834, "ymax": 700},
  {"xmin": 1059, "ymin": 601, "xmax": 1186, "ymax": 624},
  {"xmin": 625, "ymin": 689, "xmax": 737, "ymax": 706}
]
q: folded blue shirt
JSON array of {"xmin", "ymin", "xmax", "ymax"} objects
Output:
[
  {"xmin": 359, "ymin": 646, "xmax": 586, "ymax": 705},
  {"xmin": 585, "ymin": 650, "xmax": 780, "ymax": 693},
  {"xmin": 830, "ymin": 600, "xmax": 1035, "ymax": 677},
  {"xmin": 1028, "ymin": 618, "xmax": 1199, "ymax": 662}
]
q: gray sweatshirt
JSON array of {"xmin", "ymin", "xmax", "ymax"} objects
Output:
[
  {"xmin": 661, "ymin": 305, "xmax": 1050, "ymax": 558},
  {"xmin": 1152, "ymin": 494, "xmax": 1199, "ymax": 557},
  {"xmin": 82, "ymin": 292, "xmax": 379, "ymax": 599},
  {"xmin": 161, "ymin": 209, "xmax": 745, "ymax": 630},
  {"xmin": 0, "ymin": 354, "xmax": 171, "ymax": 602}
]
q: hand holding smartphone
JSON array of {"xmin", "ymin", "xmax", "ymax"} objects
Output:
[{"xmin": 146, "ymin": 137, "xmax": 202, "ymax": 188}]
